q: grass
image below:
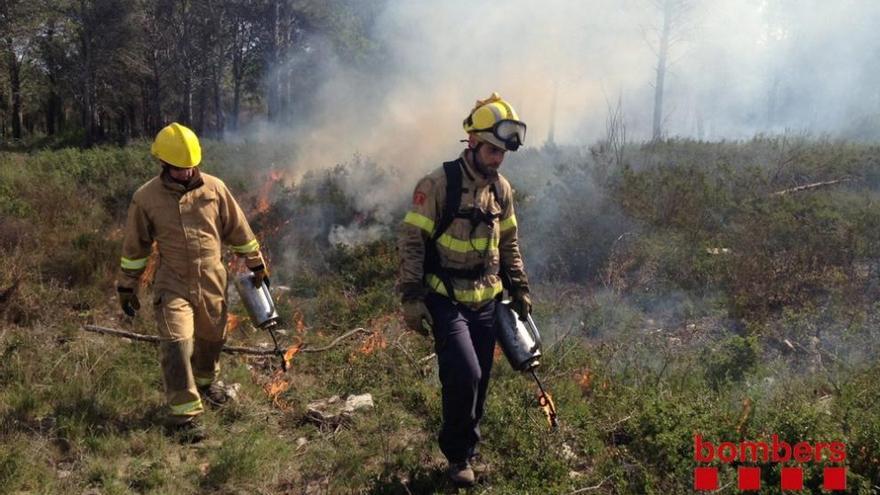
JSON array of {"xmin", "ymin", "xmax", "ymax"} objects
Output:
[{"xmin": 2, "ymin": 138, "xmax": 880, "ymax": 493}]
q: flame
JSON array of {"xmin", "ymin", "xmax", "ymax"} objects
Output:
[
  {"xmin": 538, "ymin": 391, "xmax": 559, "ymax": 429},
  {"xmin": 293, "ymin": 311, "xmax": 306, "ymax": 335},
  {"xmin": 262, "ymin": 369, "xmax": 291, "ymax": 409},
  {"xmin": 575, "ymin": 368, "xmax": 593, "ymax": 395},
  {"xmin": 256, "ymin": 170, "xmax": 284, "ymax": 215},
  {"xmin": 139, "ymin": 242, "xmax": 159, "ymax": 289},
  {"xmin": 263, "ymin": 375, "xmax": 290, "ymax": 398},
  {"xmin": 283, "ymin": 340, "xmax": 303, "ymax": 368},
  {"xmin": 358, "ymin": 331, "xmax": 387, "ymax": 355},
  {"xmin": 226, "ymin": 314, "xmax": 242, "ymax": 333}
]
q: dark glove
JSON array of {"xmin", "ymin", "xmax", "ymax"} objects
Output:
[
  {"xmin": 403, "ymin": 300, "xmax": 433, "ymax": 336},
  {"xmin": 510, "ymin": 290, "xmax": 532, "ymax": 321},
  {"xmin": 117, "ymin": 287, "xmax": 140, "ymax": 317},
  {"xmin": 250, "ymin": 264, "xmax": 269, "ymax": 288}
]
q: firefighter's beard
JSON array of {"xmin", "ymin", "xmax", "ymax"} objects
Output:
[{"xmin": 472, "ymin": 147, "xmax": 499, "ymax": 181}]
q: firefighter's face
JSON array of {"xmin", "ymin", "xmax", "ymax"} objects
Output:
[
  {"xmin": 468, "ymin": 135, "xmax": 506, "ymax": 176},
  {"xmin": 167, "ymin": 164, "xmax": 195, "ymax": 180}
]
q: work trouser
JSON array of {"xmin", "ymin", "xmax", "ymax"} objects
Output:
[
  {"xmin": 154, "ymin": 290, "xmax": 228, "ymax": 424},
  {"xmin": 426, "ymin": 292, "xmax": 497, "ymax": 463}
]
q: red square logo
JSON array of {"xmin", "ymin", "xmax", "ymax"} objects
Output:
[
  {"xmin": 823, "ymin": 467, "xmax": 846, "ymax": 491},
  {"xmin": 781, "ymin": 466, "xmax": 803, "ymax": 491},
  {"xmin": 694, "ymin": 467, "xmax": 719, "ymax": 491},
  {"xmin": 738, "ymin": 466, "xmax": 761, "ymax": 491}
]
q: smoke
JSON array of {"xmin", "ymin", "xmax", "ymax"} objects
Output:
[
  {"xmin": 229, "ymin": 0, "xmax": 880, "ymax": 267},
  {"xmin": 234, "ymin": 1, "xmax": 880, "ymax": 176}
]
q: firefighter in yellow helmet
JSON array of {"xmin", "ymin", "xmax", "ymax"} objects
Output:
[
  {"xmin": 397, "ymin": 93, "xmax": 532, "ymax": 486},
  {"xmin": 117, "ymin": 122, "xmax": 267, "ymax": 440}
]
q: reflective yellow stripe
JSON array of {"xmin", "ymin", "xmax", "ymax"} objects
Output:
[
  {"xmin": 120, "ymin": 256, "xmax": 148, "ymax": 270},
  {"xmin": 403, "ymin": 211, "xmax": 435, "ymax": 234},
  {"xmin": 170, "ymin": 399, "xmax": 203, "ymax": 416},
  {"xmin": 406, "ymin": 211, "xmax": 498, "ymax": 253},
  {"xmin": 437, "ymin": 234, "xmax": 498, "ymax": 253},
  {"xmin": 426, "ymin": 274, "xmax": 503, "ymax": 303},
  {"xmin": 499, "ymin": 214, "xmax": 517, "ymax": 232},
  {"xmin": 231, "ymin": 238, "xmax": 260, "ymax": 253},
  {"xmin": 194, "ymin": 377, "xmax": 213, "ymax": 387}
]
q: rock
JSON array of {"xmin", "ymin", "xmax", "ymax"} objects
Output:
[
  {"xmin": 306, "ymin": 393, "xmax": 374, "ymax": 427},
  {"xmin": 218, "ymin": 381, "xmax": 241, "ymax": 401},
  {"xmin": 345, "ymin": 393, "xmax": 374, "ymax": 411},
  {"xmin": 296, "ymin": 437, "xmax": 308, "ymax": 448},
  {"xmin": 561, "ymin": 442, "xmax": 578, "ymax": 461}
]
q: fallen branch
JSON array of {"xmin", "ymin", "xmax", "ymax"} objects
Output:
[
  {"xmin": 770, "ymin": 178, "xmax": 850, "ymax": 197},
  {"xmin": 82, "ymin": 324, "xmax": 371, "ymax": 356},
  {"xmin": 82, "ymin": 324, "xmax": 162, "ymax": 343},
  {"xmin": 567, "ymin": 475, "xmax": 612, "ymax": 494},
  {"xmin": 300, "ymin": 327, "xmax": 370, "ymax": 353}
]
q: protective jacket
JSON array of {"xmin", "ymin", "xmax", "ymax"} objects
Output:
[
  {"xmin": 117, "ymin": 169, "xmax": 264, "ymax": 299},
  {"xmin": 117, "ymin": 168, "xmax": 264, "ymax": 421},
  {"xmin": 399, "ymin": 151, "xmax": 529, "ymax": 309}
]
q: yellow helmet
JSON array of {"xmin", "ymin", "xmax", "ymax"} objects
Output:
[
  {"xmin": 151, "ymin": 122, "xmax": 202, "ymax": 168},
  {"xmin": 463, "ymin": 92, "xmax": 527, "ymax": 151}
]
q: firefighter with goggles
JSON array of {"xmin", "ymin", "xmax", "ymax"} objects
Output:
[
  {"xmin": 397, "ymin": 92, "xmax": 532, "ymax": 486},
  {"xmin": 116, "ymin": 122, "xmax": 267, "ymax": 441}
]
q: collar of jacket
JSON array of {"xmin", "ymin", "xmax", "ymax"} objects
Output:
[
  {"xmin": 460, "ymin": 150, "xmax": 497, "ymax": 189},
  {"xmin": 160, "ymin": 166, "xmax": 205, "ymax": 193}
]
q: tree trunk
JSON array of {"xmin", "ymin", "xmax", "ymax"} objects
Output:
[
  {"xmin": 213, "ymin": 65, "xmax": 225, "ymax": 136},
  {"xmin": 148, "ymin": 59, "xmax": 162, "ymax": 134},
  {"xmin": 652, "ymin": 0, "xmax": 672, "ymax": 141},
  {"xmin": 196, "ymin": 83, "xmax": 206, "ymax": 133},
  {"xmin": 6, "ymin": 44, "xmax": 22, "ymax": 140},
  {"xmin": 180, "ymin": 74, "xmax": 193, "ymax": 125},
  {"xmin": 82, "ymin": 31, "xmax": 96, "ymax": 147},
  {"xmin": 231, "ymin": 21, "xmax": 243, "ymax": 131},
  {"xmin": 266, "ymin": 1, "xmax": 280, "ymax": 122}
]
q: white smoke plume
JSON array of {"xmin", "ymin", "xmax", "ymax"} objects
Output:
[{"xmin": 237, "ymin": 0, "xmax": 880, "ymax": 176}]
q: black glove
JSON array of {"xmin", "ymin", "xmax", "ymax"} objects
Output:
[
  {"xmin": 400, "ymin": 282, "xmax": 427, "ymax": 303},
  {"xmin": 118, "ymin": 287, "xmax": 140, "ymax": 317},
  {"xmin": 510, "ymin": 289, "xmax": 532, "ymax": 321},
  {"xmin": 250, "ymin": 264, "xmax": 269, "ymax": 288},
  {"xmin": 403, "ymin": 300, "xmax": 433, "ymax": 336}
]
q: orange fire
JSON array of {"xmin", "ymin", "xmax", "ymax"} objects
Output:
[
  {"xmin": 256, "ymin": 170, "xmax": 285, "ymax": 214},
  {"xmin": 227, "ymin": 314, "xmax": 242, "ymax": 333},
  {"xmin": 139, "ymin": 242, "xmax": 160, "ymax": 289},
  {"xmin": 262, "ymin": 369, "xmax": 291, "ymax": 409},
  {"xmin": 293, "ymin": 311, "xmax": 306, "ymax": 335},
  {"xmin": 575, "ymin": 368, "xmax": 593, "ymax": 395},
  {"xmin": 538, "ymin": 391, "xmax": 559, "ymax": 429},
  {"xmin": 358, "ymin": 331, "xmax": 387, "ymax": 356},
  {"xmin": 283, "ymin": 340, "xmax": 303, "ymax": 368}
]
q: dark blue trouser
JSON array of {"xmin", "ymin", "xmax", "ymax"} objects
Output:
[{"xmin": 426, "ymin": 292, "xmax": 497, "ymax": 463}]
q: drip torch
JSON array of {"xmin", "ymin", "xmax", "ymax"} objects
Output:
[
  {"xmin": 233, "ymin": 272, "xmax": 288, "ymax": 371},
  {"xmin": 495, "ymin": 301, "xmax": 559, "ymax": 429}
]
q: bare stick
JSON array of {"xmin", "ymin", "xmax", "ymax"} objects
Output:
[
  {"xmin": 299, "ymin": 327, "xmax": 370, "ymax": 353},
  {"xmin": 567, "ymin": 475, "xmax": 612, "ymax": 494},
  {"xmin": 770, "ymin": 178, "xmax": 850, "ymax": 197},
  {"xmin": 82, "ymin": 324, "xmax": 371, "ymax": 356},
  {"xmin": 82, "ymin": 324, "xmax": 162, "ymax": 343}
]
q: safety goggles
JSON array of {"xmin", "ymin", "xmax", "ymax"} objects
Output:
[{"xmin": 488, "ymin": 119, "xmax": 527, "ymax": 151}]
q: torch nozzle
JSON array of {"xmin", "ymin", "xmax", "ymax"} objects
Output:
[{"xmin": 530, "ymin": 369, "xmax": 559, "ymax": 429}]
